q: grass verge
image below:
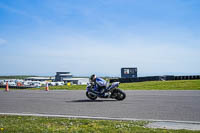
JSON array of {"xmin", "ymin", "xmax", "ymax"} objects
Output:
[
  {"xmin": 1, "ymin": 80, "xmax": 200, "ymax": 90},
  {"xmin": 0, "ymin": 115, "xmax": 199, "ymax": 133},
  {"xmin": 120, "ymin": 80, "xmax": 200, "ymax": 90}
]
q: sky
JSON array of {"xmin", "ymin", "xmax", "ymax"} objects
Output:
[{"xmin": 0, "ymin": 0, "xmax": 200, "ymax": 77}]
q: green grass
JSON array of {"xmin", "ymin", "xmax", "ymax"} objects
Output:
[
  {"xmin": 120, "ymin": 80, "xmax": 200, "ymax": 90},
  {"xmin": 1, "ymin": 80, "xmax": 200, "ymax": 90},
  {"xmin": 0, "ymin": 115, "xmax": 199, "ymax": 133}
]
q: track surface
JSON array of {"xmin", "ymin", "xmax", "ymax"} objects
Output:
[{"xmin": 0, "ymin": 90, "xmax": 200, "ymax": 122}]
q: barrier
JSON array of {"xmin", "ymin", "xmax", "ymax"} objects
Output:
[{"xmin": 110, "ymin": 75, "xmax": 200, "ymax": 83}]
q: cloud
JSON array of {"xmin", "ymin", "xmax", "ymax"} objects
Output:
[{"xmin": 0, "ymin": 38, "xmax": 7, "ymax": 46}]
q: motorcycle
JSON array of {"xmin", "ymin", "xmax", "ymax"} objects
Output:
[{"xmin": 86, "ymin": 82, "xmax": 126, "ymax": 101}]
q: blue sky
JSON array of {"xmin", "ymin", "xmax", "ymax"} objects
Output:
[{"xmin": 0, "ymin": 0, "xmax": 200, "ymax": 77}]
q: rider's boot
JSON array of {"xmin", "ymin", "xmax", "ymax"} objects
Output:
[{"xmin": 100, "ymin": 89, "xmax": 105, "ymax": 95}]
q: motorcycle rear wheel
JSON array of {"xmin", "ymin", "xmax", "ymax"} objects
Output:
[
  {"xmin": 86, "ymin": 91, "xmax": 97, "ymax": 100},
  {"xmin": 115, "ymin": 89, "xmax": 126, "ymax": 101}
]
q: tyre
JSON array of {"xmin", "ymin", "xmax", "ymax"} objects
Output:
[
  {"xmin": 115, "ymin": 89, "xmax": 126, "ymax": 101},
  {"xmin": 86, "ymin": 91, "xmax": 97, "ymax": 100}
]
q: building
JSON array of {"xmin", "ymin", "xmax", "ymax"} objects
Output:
[
  {"xmin": 24, "ymin": 72, "xmax": 89, "ymax": 85},
  {"xmin": 63, "ymin": 78, "xmax": 89, "ymax": 85},
  {"xmin": 121, "ymin": 67, "xmax": 137, "ymax": 78},
  {"xmin": 55, "ymin": 72, "xmax": 72, "ymax": 81},
  {"xmin": 55, "ymin": 72, "xmax": 89, "ymax": 85}
]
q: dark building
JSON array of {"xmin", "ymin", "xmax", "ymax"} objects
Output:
[
  {"xmin": 121, "ymin": 68, "xmax": 137, "ymax": 78},
  {"xmin": 55, "ymin": 72, "xmax": 72, "ymax": 81}
]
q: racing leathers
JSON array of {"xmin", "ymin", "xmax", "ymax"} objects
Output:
[{"xmin": 92, "ymin": 77, "xmax": 107, "ymax": 94}]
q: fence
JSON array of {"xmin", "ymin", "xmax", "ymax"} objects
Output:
[{"xmin": 110, "ymin": 75, "xmax": 200, "ymax": 83}]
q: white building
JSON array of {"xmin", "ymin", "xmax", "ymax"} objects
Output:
[{"xmin": 63, "ymin": 78, "xmax": 89, "ymax": 85}]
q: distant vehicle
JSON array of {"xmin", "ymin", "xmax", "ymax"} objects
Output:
[
  {"xmin": 48, "ymin": 82, "xmax": 57, "ymax": 86},
  {"xmin": 86, "ymin": 82, "xmax": 126, "ymax": 101},
  {"xmin": 8, "ymin": 82, "xmax": 16, "ymax": 86},
  {"xmin": 15, "ymin": 80, "xmax": 24, "ymax": 83},
  {"xmin": 32, "ymin": 82, "xmax": 41, "ymax": 87},
  {"xmin": 23, "ymin": 81, "xmax": 30, "ymax": 86},
  {"xmin": 56, "ymin": 82, "xmax": 64, "ymax": 86},
  {"xmin": 0, "ymin": 80, "xmax": 4, "ymax": 85}
]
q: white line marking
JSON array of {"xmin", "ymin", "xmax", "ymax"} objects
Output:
[{"xmin": 0, "ymin": 112, "xmax": 200, "ymax": 124}]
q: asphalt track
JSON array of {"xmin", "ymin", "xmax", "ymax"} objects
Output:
[{"xmin": 0, "ymin": 90, "xmax": 200, "ymax": 122}]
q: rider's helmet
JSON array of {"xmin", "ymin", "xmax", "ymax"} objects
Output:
[{"xmin": 90, "ymin": 74, "xmax": 96, "ymax": 82}]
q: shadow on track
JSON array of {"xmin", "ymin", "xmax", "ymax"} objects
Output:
[{"xmin": 66, "ymin": 99, "xmax": 117, "ymax": 103}]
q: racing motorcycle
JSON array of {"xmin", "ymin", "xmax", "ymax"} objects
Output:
[{"xmin": 86, "ymin": 82, "xmax": 126, "ymax": 101}]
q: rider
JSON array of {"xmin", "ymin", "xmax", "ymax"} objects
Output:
[{"xmin": 90, "ymin": 74, "xmax": 107, "ymax": 95}]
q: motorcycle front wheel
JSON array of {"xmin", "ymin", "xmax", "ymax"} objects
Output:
[{"xmin": 86, "ymin": 91, "xmax": 97, "ymax": 100}]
